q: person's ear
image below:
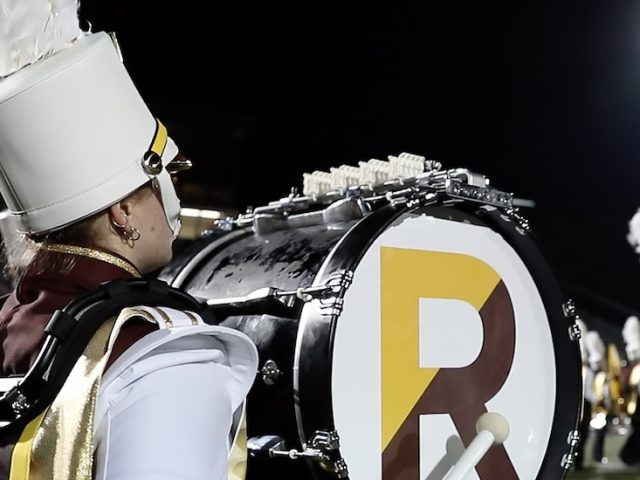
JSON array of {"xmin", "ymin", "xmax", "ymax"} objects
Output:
[{"xmin": 108, "ymin": 201, "xmax": 130, "ymax": 230}]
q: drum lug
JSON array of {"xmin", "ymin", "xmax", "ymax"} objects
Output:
[
  {"xmin": 567, "ymin": 429, "xmax": 580, "ymax": 447},
  {"xmin": 305, "ymin": 270, "xmax": 353, "ymax": 318},
  {"xmin": 306, "ymin": 430, "xmax": 350, "ymax": 478},
  {"xmin": 562, "ymin": 299, "xmax": 583, "ymax": 342},
  {"xmin": 260, "ymin": 359, "xmax": 282, "ymax": 386},
  {"xmin": 500, "ymin": 207, "xmax": 530, "ymax": 234},
  {"xmin": 564, "ymin": 430, "xmax": 581, "ymax": 472},
  {"xmin": 563, "ymin": 431, "xmax": 582, "ymax": 472},
  {"xmin": 278, "ymin": 270, "xmax": 354, "ymax": 304},
  {"xmin": 560, "ymin": 452, "xmax": 576, "ymax": 471},
  {"xmin": 249, "ymin": 430, "xmax": 349, "ymax": 478}
]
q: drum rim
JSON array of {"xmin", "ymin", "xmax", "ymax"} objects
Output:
[{"xmin": 294, "ymin": 200, "xmax": 582, "ymax": 479}]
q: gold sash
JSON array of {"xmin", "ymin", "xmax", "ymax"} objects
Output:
[
  {"xmin": 8, "ymin": 309, "xmax": 248, "ymax": 480},
  {"xmin": 10, "ymin": 316, "xmax": 118, "ymax": 480}
]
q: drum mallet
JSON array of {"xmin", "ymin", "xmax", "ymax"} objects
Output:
[{"xmin": 442, "ymin": 412, "xmax": 510, "ymax": 480}]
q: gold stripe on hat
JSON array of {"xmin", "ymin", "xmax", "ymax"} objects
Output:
[
  {"xmin": 142, "ymin": 119, "xmax": 168, "ymax": 175},
  {"xmin": 44, "ymin": 243, "xmax": 141, "ymax": 278},
  {"xmin": 150, "ymin": 119, "xmax": 168, "ymax": 157}
]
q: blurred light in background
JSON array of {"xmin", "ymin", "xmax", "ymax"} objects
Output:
[{"xmin": 179, "ymin": 207, "xmax": 228, "ymax": 239}]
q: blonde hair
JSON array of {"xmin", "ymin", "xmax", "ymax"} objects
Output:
[{"xmin": 2, "ymin": 183, "xmax": 154, "ymax": 283}]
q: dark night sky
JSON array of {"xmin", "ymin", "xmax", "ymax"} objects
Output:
[{"xmin": 80, "ymin": 1, "xmax": 640, "ymax": 320}]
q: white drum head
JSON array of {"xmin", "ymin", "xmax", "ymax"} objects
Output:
[{"xmin": 332, "ymin": 209, "xmax": 557, "ymax": 479}]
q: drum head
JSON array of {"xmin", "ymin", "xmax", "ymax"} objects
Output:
[{"xmin": 297, "ymin": 203, "xmax": 581, "ymax": 480}]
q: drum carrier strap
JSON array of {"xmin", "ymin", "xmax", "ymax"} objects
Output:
[{"xmin": 0, "ymin": 278, "xmax": 214, "ymax": 436}]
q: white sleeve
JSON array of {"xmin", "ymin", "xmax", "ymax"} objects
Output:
[{"xmin": 94, "ymin": 360, "xmax": 233, "ymax": 480}]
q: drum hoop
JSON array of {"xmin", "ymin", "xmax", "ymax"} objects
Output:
[
  {"xmin": 293, "ymin": 201, "xmax": 582, "ymax": 479},
  {"xmin": 472, "ymin": 205, "xmax": 582, "ymax": 479},
  {"xmin": 293, "ymin": 202, "xmax": 409, "ymax": 476}
]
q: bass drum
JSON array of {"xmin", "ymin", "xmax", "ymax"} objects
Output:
[{"xmin": 160, "ymin": 199, "xmax": 582, "ymax": 480}]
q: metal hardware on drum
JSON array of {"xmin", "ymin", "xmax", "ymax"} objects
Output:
[
  {"xmin": 202, "ymin": 270, "xmax": 353, "ymax": 321},
  {"xmin": 276, "ymin": 270, "xmax": 354, "ymax": 303},
  {"xmin": 568, "ymin": 323, "xmax": 582, "ymax": 342},
  {"xmin": 566, "ymin": 429, "xmax": 580, "ymax": 448},
  {"xmin": 562, "ymin": 299, "xmax": 583, "ymax": 342},
  {"xmin": 562, "ymin": 299, "xmax": 576, "ymax": 317},
  {"xmin": 306, "ymin": 429, "xmax": 350, "ymax": 477},
  {"xmin": 248, "ymin": 430, "xmax": 349, "ymax": 478},
  {"xmin": 205, "ymin": 287, "xmax": 298, "ymax": 319},
  {"xmin": 500, "ymin": 207, "xmax": 531, "ymax": 233},
  {"xmin": 424, "ymin": 159, "xmax": 443, "ymax": 172},
  {"xmin": 260, "ymin": 360, "xmax": 282, "ymax": 386},
  {"xmin": 560, "ymin": 451, "xmax": 576, "ymax": 470},
  {"xmin": 212, "ymin": 165, "xmax": 519, "ymax": 234},
  {"xmin": 251, "ymin": 198, "xmax": 369, "ymax": 235},
  {"xmin": 307, "ymin": 429, "xmax": 341, "ymax": 451},
  {"xmin": 560, "ymin": 427, "xmax": 581, "ymax": 472},
  {"xmin": 445, "ymin": 180, "xmax": 513, "ymax": 208},
  {"xmin": 329, "ymin": 459, "xmax": 349, "ymax": 479}
]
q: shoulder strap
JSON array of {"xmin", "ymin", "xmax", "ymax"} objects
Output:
[{"xmin": 0, "ymin": 278, "xmax": 212, "ymax": 436}]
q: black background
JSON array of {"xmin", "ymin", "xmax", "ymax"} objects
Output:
[{"xmin": 80, "ymin": 1, "xmax": 640, "ymax": 322}]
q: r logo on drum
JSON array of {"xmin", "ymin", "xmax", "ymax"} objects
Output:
[{"xmin": 380, "ymin": 247, "xmax": 517, "ymax": 480}]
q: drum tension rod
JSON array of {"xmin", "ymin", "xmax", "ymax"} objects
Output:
[
  {"xmin": 275, "ymin": 271, "xmax": 354, "ymax": 303},
  {"xmin": 204, "ymin": 287, "xmax": 299, "ymax": 319},
  {"xmin": 247, "ymin": 430, "xmax": 349, "ymax": 478}
]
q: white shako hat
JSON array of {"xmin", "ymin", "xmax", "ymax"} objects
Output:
[{"xmin": 0, "ymin": 31, "xmax": 182, "ymax": 236}]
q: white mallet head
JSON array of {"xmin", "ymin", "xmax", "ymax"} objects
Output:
[{"xmin": 476, "ymin": 412, "xmax": 510, "ymax": 444}]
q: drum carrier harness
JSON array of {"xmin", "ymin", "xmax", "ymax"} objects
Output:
[{"xmin": 0, "ymin": 278, "xmax": 214, "ymax": 436}]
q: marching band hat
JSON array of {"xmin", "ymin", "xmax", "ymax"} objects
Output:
[{"xmin": 0, "ymin": 30, "xmax": 182, "ymax": 236}]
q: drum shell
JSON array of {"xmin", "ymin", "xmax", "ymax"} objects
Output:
[
  {"xmin": 162, "ymin": 221, "xmax": 358, "ymax": 479},
  {"xmin": 162, "ymin": 200, "xmax": 583, "ymax": 480}
]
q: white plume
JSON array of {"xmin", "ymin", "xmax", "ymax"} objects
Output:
[{"xmin": 0, "ymin": 0, "xmax": 85, "ymax": 77}]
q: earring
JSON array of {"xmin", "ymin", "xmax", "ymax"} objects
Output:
[
  {"xmin": 110, "ymin": 217, "xmax": 141, "ymax": 244},
  {"xmin": 127, "ymin": 227, "xmax": 141, "ymax": 242},
  {"xmin": 111, "ymin": 217, "xmax": 127, "ymax": 230}
]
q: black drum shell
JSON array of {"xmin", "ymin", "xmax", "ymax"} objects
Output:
[
  {"xmin": 161, "ymin": 222, "xmax": 358, "ymax": 479},
  {"xmin": 161, "ymin": 200, "xmax": 582, "ymax": 480}
]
